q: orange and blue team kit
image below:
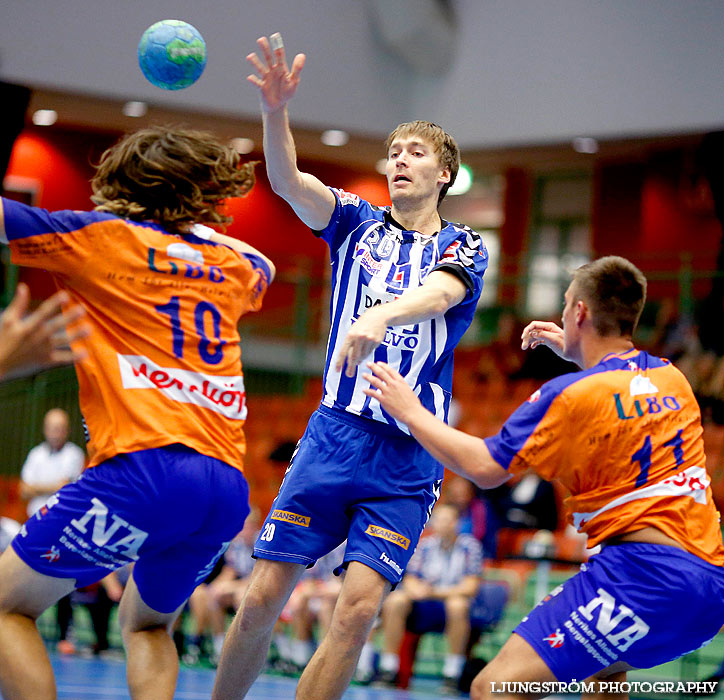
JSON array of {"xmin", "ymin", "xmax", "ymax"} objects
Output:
[
  {"xmin": 3, "ymin": 199, "xmax": 271, "ymax": 611},
  {"xmin": 485, "ymin": 349, "xmax": 724, "ymax": 679}
]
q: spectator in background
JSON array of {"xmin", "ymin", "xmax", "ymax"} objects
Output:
[
  {"xmin": 498, "ymin": 471, "xmax": 558, "ymax": 532},
  {"xmin": 275, "ymin": 543, "xmax": 346, "ymax": 674},
  {"xmin": 20, "ymin": 407, "xmax": 85, "ymax": 655},
  {"xmin": 0, "ymin": 283, "xmax": 88, "ymax": 381},
  {"xmin": 20, "ymin": 408, "xmax": 85, "ymax": 518},
  {"xmin": 444, "ymin": 476, "xmax": 486, "ymax": 543},
  {"xmin": 72, "ymin": 570, "xmax": 126, "ymax": 657},
  {"xmin": 378, "ymin": 503, "xmax": 482, "ymax": 692},
  {"xmin": 183, "ymin": 509, "xmax": 261, "ymax": 666}
]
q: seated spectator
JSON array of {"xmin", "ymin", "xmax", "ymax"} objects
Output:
[
  {"xmin": 207, "ymin": 508, "xmax": 260, "ymax": 609},
  {"xmin": 184, "ymin": 509, "xmax": 260, "ymax": 666},
  {"xmin": 498, "ymin": 470, "xmax": 558, "ymax": 532},
  {"xmin": 272, "ymin": 542, "xmax": 345, "ymax": 673},
  {"xmin": 20, "ymin": 407, "xmax": 85, "ymax": 656},
  {"xmin": 444, "ymin": 476, "xmax": 486, "ymax": 543},
  {"xmin": 71, "ymin": 569, "xmax": 126, "ymax": 657},
  {"xmin": 378, "ymin": 503, "xmax": 482, "ymax": 692}
]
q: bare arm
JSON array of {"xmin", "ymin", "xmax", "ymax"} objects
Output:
[
  {"xmin": 430, "ymin": 574, "xmax": 481, "ymax": 600},
  {"xmin": 247, "ymin": 34, "xmax": 335, "ymax": 230},
  {"xmin": 20, "ymin": 478, "xmax": 72, "ymax": 500},
  {"xmin": 362, "ymin": 361, "xmax": 510, "ymax": 489},
  {"xmin": 335, "ymin": 269, "xmax": 467, "ymax": 377},
  {"xmin": 401, "ymin": 573, "xmax": 434, "ymax": 601}
]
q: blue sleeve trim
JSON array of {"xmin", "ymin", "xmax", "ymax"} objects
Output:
[
  {"xmin": 312, "ymin": 188, "xmax": 343, "ymax": 241},
  {"xmin": 241, "ymin": 252, "xmax": 272, "ymax": 285},
  {"xmin": 4, "ymin": 198, "xmax": 116, "ymax": 240},
  {"xmin": 430, "ymin": 262, "xmax": 474, "ymax": 294}
]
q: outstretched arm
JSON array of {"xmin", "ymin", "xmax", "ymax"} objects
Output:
[
  {"xmin": 247, "ymin": 34, "xmax": 335, "ymax": 230},
  {"xmin": 335, "ymin": 270, "xmax": 466, "ymax": 377},
  {"xmin": 0, "ymin": 283, "xmax": 89, "ymax": 380},
  {"xmin": 362, "ymin": 361, "xmax": 510, "ymax": 489}
]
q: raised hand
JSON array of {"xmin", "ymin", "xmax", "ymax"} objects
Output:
[
  {"xmin": 362, "ymin": 361, "xmax": 422, "ymax": 423},
  {"xmin": 334, "ymin": 308, "xmax": 388, "ymax": 378},
  {"xmin": 0, "ymin": 284, "xmax": 89, "ymax": 379},
  {"xmin": 520, "ymin": 320, "xmax": 566, "ymax": 357},
  {"xmin": 246, "ymin": 33, "xmax": 306, "ymax": 113}
]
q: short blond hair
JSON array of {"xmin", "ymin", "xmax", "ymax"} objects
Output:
[{"xmin": 385, "ymin": 121, "xmax": 460, "ymax": 206}]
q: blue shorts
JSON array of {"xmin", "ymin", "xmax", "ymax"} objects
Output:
[
  {"xmin": 12, "ymin": 444, "xmax": 250, "ymax": 613},
  {"xmin": 515, "ymin": 543, "xmax": 724, "ymax": 681},
  {"xmin": 254, "ymin": 406, "xmax": 443, "ymax": 585}
]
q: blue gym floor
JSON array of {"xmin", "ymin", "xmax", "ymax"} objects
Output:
[{"xmin": 1, "ymin": 651, "xmax": 448, "ymax": 700}]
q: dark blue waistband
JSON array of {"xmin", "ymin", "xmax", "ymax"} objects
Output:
[{"xmin": 317, "ymin": 403, "xmax": 411, "ymax": 440}]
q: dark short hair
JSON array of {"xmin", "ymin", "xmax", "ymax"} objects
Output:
[
  {"xmin": 385, "ymin": 121, "xmax": 460, "ymax": 206},
  {"xmin": 572, "ymin": 256, "xmax": 647, "ymax": 337},
  {"xmin": 91, "ymin": 126, "xmax": 257, "ymax": 235}
]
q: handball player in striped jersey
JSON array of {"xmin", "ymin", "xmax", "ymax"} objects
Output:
[{"xmin": 212, "ymin": 34, "xmax": 488, "ymax": 700}]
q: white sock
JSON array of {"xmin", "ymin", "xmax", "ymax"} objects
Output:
[
  {"xmin": 274, "ymin": 633, "xmax": 291, "ymax": 660},
  {"xmin": 442, "ymin": 653, "xmax": 465, "ymax": 679},
  {"xmin": 380, "ymin": 652, "xmax": 399, "ymax": 674},
  {"xmin": 356, "ymin": 642, "xmax": 375, "ymax": 675},
  {"xmin": 290, "ymin": 638, "xmax": 314, "ymax": 666},
  {"xmin": 212, "ymin": 634, "xmax": 225, "ymax": 656}
]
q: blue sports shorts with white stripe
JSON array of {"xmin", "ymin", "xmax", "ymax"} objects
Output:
[
  {"xmin": 12, "ymin": 444, "xmax": 250, "ymax": 613},
  {"xmin": 254, "ymin": 405, "xmax": 443, "ymax": 585},
  {"xmin": 515, "ymin": 542, "xmax": 724, "ymax": 681}
]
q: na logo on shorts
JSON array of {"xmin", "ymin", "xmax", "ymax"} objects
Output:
[
  {"xmin": 70, "ymin": 497, "xmax": 149, "ymax": 561},
  {"xmin": 578, "ymin": 588, "xmax": 650, "ymax": 652}
]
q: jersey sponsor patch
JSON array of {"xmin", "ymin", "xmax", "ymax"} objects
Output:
[
  {"xmin": 271, "ymin": 509, "xmax": 311, "ymax": 527},
  {"xmin": 572, "ymin": 464, "xmax": 710, "ymax": 530},
  {"xmin": 118, "ymin": 354, "xmax": 247, "ymax": 420},
  {"xmin": 365, "ymin": 524, "xmax": 410, "ymax": 550},
  {"xmin": 333, "ymin": 188, "xmax": 360, "ymax": 207}
]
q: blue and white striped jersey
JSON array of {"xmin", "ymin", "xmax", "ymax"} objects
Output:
[{"xmin": 315, "ymin": 188, "xmax": 488, "ymax": 433}]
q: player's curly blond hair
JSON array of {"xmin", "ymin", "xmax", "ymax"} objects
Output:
[{"xmin": 91, "ymin": 126, "xmax": 258, "ymax": 235}]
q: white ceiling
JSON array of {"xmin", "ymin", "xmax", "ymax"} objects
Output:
[{"xmin": 2, "ymin": 0, "xmax": 723, "ymax": 169}]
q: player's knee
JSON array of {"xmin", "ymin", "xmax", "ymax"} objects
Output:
[
  {"xmin": 236, "ymin": 585, "xmax": 285, "ymax": 631},
  {"xmin": 333, "ymin": 596, "xmax": 379, "ymax": 645},
  {"xmin": 470, "ymin": 668, "xmax": 493, "ymax": 700}
]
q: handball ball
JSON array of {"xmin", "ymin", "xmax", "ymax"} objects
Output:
[{"xmin": 138, "ymin": 20, "xmax": 207, "ymax": 90}]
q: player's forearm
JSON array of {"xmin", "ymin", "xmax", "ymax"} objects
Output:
[
  {"xmin": 432, "ymin": 577, "xmax": 480, "ymax": 600},
  {"xmin": 403, "ymin": 404, "xmax": 509, "ymax": 489},
  {"xmin": 371, "ymin": 282, "xmax": 461, "ymax": 328},
  {"xmin": 21, "ymin": 480, "xmax": 67, "ymax": 499},
  {"xmin": 262, "ymin": 109, "xmax": 334, "ymax": 230},
  {"xmin": 262, "ymin": 107, "xmax": 301, "ymax": 197}
]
